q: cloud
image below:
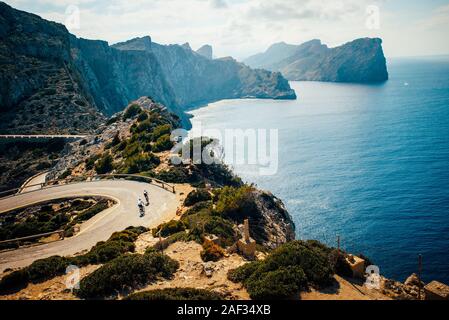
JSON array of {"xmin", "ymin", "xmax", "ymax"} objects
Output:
[
  {"xmin": 210, "ymin": 0, "xmax": 227, "ymax": 9},
  {"xmin": 4, "ymin": 0, "xmax": 449, "ymax": 59}
]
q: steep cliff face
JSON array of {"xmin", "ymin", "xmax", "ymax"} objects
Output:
[
  {"xmin": 113, "ymin": 37, "xmax": 296, "ymax": 107},
  {"xmin": 244, "ymin": 38, "xmax": 389, "ymax": 83},
  {"xmin": 196, "ymin": 44, "xmax": 213, "ymax": 60},
  {"xmin": 70, "ymin": 36, "xmax": 179, "ymax": 116},
  {"xmin": 0, "ymin": 2, "xmax": 296, "ymax": 133},
  {"xmin": 0, "ymin": 2, "xmax": 104, "ymax": 134}
]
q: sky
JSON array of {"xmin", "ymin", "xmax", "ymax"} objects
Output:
[{"xmin": 5, "ymin": 0, "xmax": 449, "ymax": 60}]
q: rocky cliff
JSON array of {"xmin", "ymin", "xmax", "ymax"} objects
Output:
[
  {"xmin": 0, "ymin": 2, "xmax": 104, "ymax": 134},
  {"xmin": 244, "ymin": 38, "xmax": 389, "ymax": 83},
  {"xmin": 196, "ymin": 45, "xmax": 213, "ymax": 60},
  {"xmin": 112, "ymin": 37, "xmax": 296, "ymax": 109},
  {"xmin": 0, "ymin": 2, "xmax": 296, "ymax": 133}
]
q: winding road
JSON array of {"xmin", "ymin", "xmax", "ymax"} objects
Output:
[{"xmin": 0, "ymin": 180, "xmax": 179, "ymax": 272}]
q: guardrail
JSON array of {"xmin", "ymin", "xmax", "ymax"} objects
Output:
[
  {"xmin": 0, "ymin": 173, "xmax": 176, "ymax": 200},
  {"xmin": 0, "ymin": 230, "xmax": 64, "ymax": 246},
  {"xmin": 0, "ymin": 135, "xmax": 88, "ymax": 139}
]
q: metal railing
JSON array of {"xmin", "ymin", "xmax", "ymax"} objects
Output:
[
  {"xmin": 0, "ymin": 173, "xmax": 176, "ymax": 200},
  {"xmin": 0, "ymin": 230, "xmax": 64, "ymax": 247}
]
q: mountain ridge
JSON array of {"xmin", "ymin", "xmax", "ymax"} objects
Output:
[
  {"xmin": 244, "ymin": 38, "xmax": 389, "ymax": 83},
  {"xmin": 0, "ymin": 2, "xmax": 296, "ymax": 133}
]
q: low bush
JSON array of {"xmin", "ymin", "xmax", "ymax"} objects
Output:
[
  {"xmin": 95, "ymin": 153, "xmax": 114, "ymax": 174},
  {"xmin": 152, "ymin": 220, "xmax": 186, "ymax": 238},
  {"xmin": 227, "ymin": 240, "xmax": 335, "ymax": 299},
  {"xmin": 0, "ymin": 256, "xmax": 70, "ymax": 294},
  {"xmin": 200, "ymin": 240, "xmax": 224, "ymax": 262},
  {"xmin": 152, "ymin": 231, "xmax": 189, "ymax": 252},
  {"xmin": 152, "ymin": 134, "xmax": 173, "ymax": 152},
  {"xmin": 184, "ymin": 201, "xmax": 213, "ymax": 216},
  {"xmin": 181, "ymin": 211, "xmax": 237, "ymax": 247},
  {"xmin": 215, "ymin": 186, "xmax": 257, "ymax": 221},
  {"xmin": 75, "ymin": 199, "xmax": 110, "ymax": 222},
  {"xmin": 184, "ymin": 189, "xmax": 211, "ymax": 207},
  {"xmin": 156, "ymin": 166, "xmax": 190, "ymax": 183},
  {"xmin": 123, "ymin": 104, "xmax": 142, "ymax": 120},
  {"xmin": 137, "ymin": 112, "xmax": 149, "ymax": 122},
  {"xmin": 245, "ymin": 266, "xmax": 306, "ymax": 300},
  {"xmin": 124, "ymin": 153, "xmax": 160, "ymax": 174},
  {"xmin": 151, "ymin": 124, "xmax": 171, "ymax": 141},
  {"xmin": 0, "ymin": 227, "xmax": 148, "ymax": 293},
  {"xmin": 126, "ymin": 287, "xmax": 223, "ymax": 300},
  {"xmin": 76, "ymin": 252, "xmax": 179, "ymax": 299}
]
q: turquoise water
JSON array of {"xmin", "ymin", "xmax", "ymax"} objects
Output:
[{"xmin": 188, "ymin": 57, "xmax": 449, "ymax": 284}]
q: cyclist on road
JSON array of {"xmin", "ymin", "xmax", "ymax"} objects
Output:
[
  {"xmin": 143, "ymin": 190, "xmax": 149, "ymax": 206},
  {"xmin": 137, "ymin": 198, "xmax": 145, "ymax": 217}
]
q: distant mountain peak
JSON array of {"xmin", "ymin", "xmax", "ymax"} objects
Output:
[
  {"xmin": 181, "ymin": 42, "xmax": 192, "ymax": 50},
  {"xmin": 244, "ymin": 37, "xmax": 388, "ymax": 83},
  {"xmin": 113, "ymin": 36, "xmax": 152, "ymax": 51},
  {"xmin": 196, "ymin": 44, "xmax": 213, "ymax": 59}
]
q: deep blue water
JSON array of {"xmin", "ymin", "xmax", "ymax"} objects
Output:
[{"xmin": 188, "ymin": 57, "xmax": 449, "ymax": 284}]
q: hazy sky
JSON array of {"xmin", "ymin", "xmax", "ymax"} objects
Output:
[{"xmin": 5, "ymin": 0, "xmax": 449, "ymax": 60}]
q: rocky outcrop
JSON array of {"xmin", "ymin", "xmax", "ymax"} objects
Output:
[
  {"xmin": 0, "ymin": 2, "xmax": 104, "ymax": 134},
  {"xmin": 381, "ymin": 273, "xmax": 425, "ymax": 300},
  {"xmin": 113, "ymin": 37, "xmax": 296, "ymax": 110},
  {"xmin": 196, "ymin": 45, "xmax": 213, "ymax": 60},
  {"xmin": 0, "ymin": 2, "xmax": 296, "ymax": 133},
  {"xmin": 244, "ymin": 38, "xmax": 389, "ymax": 83},
  {"xmin": 250, "ymin": 190, "xmax": 296, "ymax": 249}
]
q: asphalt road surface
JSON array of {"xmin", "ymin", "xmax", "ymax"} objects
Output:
[{"xmin": 0, "ymin": 180, "xmax": 178, "ymax": 271}]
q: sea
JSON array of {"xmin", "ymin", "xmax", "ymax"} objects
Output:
[{"xmin": 188, "ymin": 56, "xmax": 449, "ymax": 284}]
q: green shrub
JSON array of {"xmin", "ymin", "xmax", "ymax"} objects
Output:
[
  {"xmin": 122, "ymin": 141, "xmax": 140, "ymax": 158},
  {"xmin": 152, "ymin": 134, "xmax": 173, "ymax": 152},
  {"xmin": 135, "ymin": 119, "xmax": 152, "ymax": 133},
  {"xmin": 184, "ymin": 189, "xmax": 211, "ymax": 207},
  {"xmin": 106, "ymin": 116, "xmax": 119, "ymax": 125},
  {"xmin": 181, "ymin": 211, "xmax": 238, "ymax": 247},
  {"xmin": 0, "ymin": 227, "xmax": 148, "ymax": 293},
  {"xmin": 184, "ymin": 201, "xmax": 213, "ymax": 216},
  {"xmin": 126, "ymin": 287, "xmax": 223, "ymax": 300},
  {"xmin": 228, "ymin": 261, "xmax": 262, "ymax": 283},
  {"xmin": 156, "ymin": 166, "xmax": 190, "ymax": 183},
  {"xmin": 152, "ymin": 231, "xmax": 189, "ymax": 252},
  {"xmin": 110, "ymin": 133, "xmax": 121, "ymax": 147},
  {"xmin": 215, "ymin": 186, "xmax": 257, "ymax": 221},
  {"xmin": 75, "ymin": 199, "xmax": 110, "ymax": 222},
  {"xmin": 151, "ymin": 124, "xmax": 171, "ymax": 141},
  {"xmin": 227, "ymin": 240, "xmax": 335, "ymax": 299},
  {"xmin": 95, "ymin": 153, "xmax": 114, "ymax": 174},
  {"xmin": 200, "ymin": 240, "xmax": 224, "ymax": 262},
  {"xmin": 137, "ymin": 112, "xmax": 149, "ymax": 122},
  {"xmin": 123, "ymin": 104, "xmax": 142, "ymax": 120},
  {"xmin": 152, "ymin": 220, "xmax": 186, "ymax": 237},
  {"xmin": 58, "ymin": 169, "xmax": 72, "ymax": 179},
  {"xmin": 124, "ymin": 153, "xmax": 160, "ymax": 174},
  {"xmin": 76, "ymin": 252, "xmax": 179, "ymax": 299},
  {"xmin": 0, "ymin": 256, "xmax": 70, "ymax": 294},
  {"xmin": 26, "ymin": 256, "xmax": 70, "ymax": 282},
  {"xmin": 245, "ymin": 266, "xmax": 306, "ymax": 300},
  {"xmin": 85, "ymin": 154, "xmax": 100, "ymax": 170}
]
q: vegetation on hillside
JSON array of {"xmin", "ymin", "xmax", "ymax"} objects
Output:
[
  {"xmin": 0, "ymin": 197, "xmax": 113, "ymax": 250},
  {"xmin": 0, "ymin": 227, "xmax": 147, "ymax": 294},
  {"xmin": 227, "ymin": 240, "xmax": 341, "ymax": 299},
  {"xmin": 126, "ymin": 287, "xmax": 224, "ymax": 300},
  {"xmin": 76, "ymin": 251, "xmax": 178, "ymax": 299}
]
